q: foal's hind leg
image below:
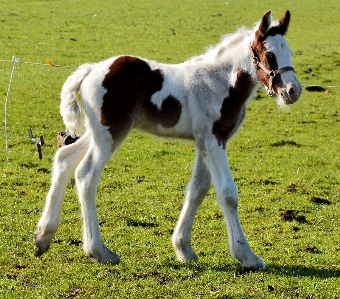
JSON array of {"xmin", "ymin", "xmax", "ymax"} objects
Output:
[
  {"xmin": 34, "ymin": 134, "xmax": 90, "ymax": 256},
  {"xmin": 75, "ymin": 132, "xmax": 127, "ymax": 264},
  {"xmin": 172, "ymin": 150, "xmax": 211, "ymax": 261}
]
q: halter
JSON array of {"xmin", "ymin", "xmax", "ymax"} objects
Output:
[{"xmin": 250, "ymin": 46, "xmax": 295, "ymax": 97}]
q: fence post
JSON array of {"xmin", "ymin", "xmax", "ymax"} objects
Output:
[{"xmin": 4, "ymin": 55, "xmax": 20, "ymax": 162}]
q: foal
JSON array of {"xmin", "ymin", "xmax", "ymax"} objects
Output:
[{"xmin": 34, "ymin": 11, "xmax": 302, "ymax": 270}]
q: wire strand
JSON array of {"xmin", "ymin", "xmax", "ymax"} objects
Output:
[
  {"xmin": 0, "ymin": 59, "xmax": 339, "ymax": 88},
  {"xmin": 0, "ymin": 59, "xmax": 74, "ymax": 68}
]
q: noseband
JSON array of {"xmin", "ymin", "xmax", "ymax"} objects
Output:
[{"xmin": 250, "ymin": 47, "xmax": 295, "ymax": 97}]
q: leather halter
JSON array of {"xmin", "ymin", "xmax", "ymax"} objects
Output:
[{"xmin": 250, "ymin": 46, "xmax": 295, "ymax": 97}]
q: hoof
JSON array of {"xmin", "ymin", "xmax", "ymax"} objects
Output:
[
  {"xmin": 33, "ymin": 243, "xmax": 49, "ymax": 257},
  {"xmin": 241, "ymin": 255, "xmax": 266, "ymax": 271},
  {"xmin": 88, "ymin": 246, "xmax": 120, "ymax": 264},
  {"xmin": 33, "ymin": 232, "xmax": 51, "ymax": 257},
  {"xmin": 174, "ymin": 246, "xmax": 199, "ymax": 262}
]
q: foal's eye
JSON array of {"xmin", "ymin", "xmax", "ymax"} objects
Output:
[{"xmin": 265, "ymin": 52, "xmax": 275, "ymax": 61}]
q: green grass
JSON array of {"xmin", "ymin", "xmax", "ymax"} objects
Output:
[{"xmin": 1, "ymin": 0, "xmax": 340, "ymax": 298}]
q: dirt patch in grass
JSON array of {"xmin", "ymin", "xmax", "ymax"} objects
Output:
[
  {"xmin": 304, "ymin": 246, "xmax": 321, "ymax": 253},
  {"xmin": 132, "ymin": 270, "xmax": 174, "ymax": 285},
  {"xmin": 280, "ymin": 210, "xmax": 307, "ymax": 223},
  {"xmin": 270, "ymin": 140, "xmax": 300, "ymax": 147},
  {"xmin": 310, "ymin": 197, "xmax": 331, "ymax": 205},
  {"xmin": 126, "ymin": 218, "xmax": 159, "ymax": 228}
]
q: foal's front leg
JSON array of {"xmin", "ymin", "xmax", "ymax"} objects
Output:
[
  {"xmin": 172, "ymin": 151, "xmax": 211, "ymax": 261},
  {"xmin": 205, "ymin": 145, "xmax": 265, "ymax": 271}
]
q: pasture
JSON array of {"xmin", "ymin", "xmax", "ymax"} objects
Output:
[{"xmin": 0, "ymin": 0, "xmax": 339, "ymax": 298}]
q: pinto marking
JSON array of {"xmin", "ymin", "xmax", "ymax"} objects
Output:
[
  {"xmin": 101, "ymin": 56, "xmax": 182, "ymax": 139},
  {"xmin": 212, "ymin": 69, "xmax": 254, "ymax": 149},
  {"xmin": 34, "ymin": 11, "xmax": 302, "ymax": 271}
]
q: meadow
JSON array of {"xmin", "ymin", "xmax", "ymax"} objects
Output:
[{"xmin": 0, "ymin": 0, "xmax": 339, "ymax": 298}]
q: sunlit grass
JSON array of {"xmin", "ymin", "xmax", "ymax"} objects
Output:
[{"xmin": 0, "ymin": 0, "xmax": 339, "ymax": 298}]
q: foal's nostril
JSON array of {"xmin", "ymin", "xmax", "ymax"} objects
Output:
[
  {"xmin": 285, "ymin": 84, "xmax": 302, "ymax": 103},
  {"xmin": 288, "ymin": 87, "xmax": 295, "ymax": 97}
]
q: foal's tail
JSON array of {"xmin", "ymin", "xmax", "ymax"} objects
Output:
[{"xmin": 60, "ymin": 64, "xmax": 93, "ymax": 135}]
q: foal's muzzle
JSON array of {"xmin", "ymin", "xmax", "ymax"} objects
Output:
[{"xmin": 277, "ymin": 81, "xmax": 302, "ymax": 104}]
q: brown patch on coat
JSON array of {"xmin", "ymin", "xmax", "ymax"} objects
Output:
[
  {"xmin": 251, "ymin": 38, "xmax": 279, "ymax": 91},
  {"xmin": 212, "ymin": 69, "xmax": 255, "ymax": 148},
  {"xmin": 101, "ymin": 56, "xmax": 182, "ymax": 139},
  {"xmin": 141, "ymin": 95, "xmax": 182, "ymax": 128}
]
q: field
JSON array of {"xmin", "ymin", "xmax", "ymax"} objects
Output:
[{"xmin": 0, "ymin": 0, "xmax": 340, "ymax": 298}]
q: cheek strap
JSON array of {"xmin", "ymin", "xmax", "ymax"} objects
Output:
[{"xmin": 250, "ymin": 47, "xmax": 295, "ymax": 96}]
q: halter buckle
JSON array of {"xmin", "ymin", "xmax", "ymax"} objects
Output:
[{"xmin": 268, "ymin": 70, "xmax": 276, "ymax": 77}]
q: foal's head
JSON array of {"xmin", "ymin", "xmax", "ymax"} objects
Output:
[{"xmin": 251, "ymin": 11, "xmax": 302, "ymax": 105}]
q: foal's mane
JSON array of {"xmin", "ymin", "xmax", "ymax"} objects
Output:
[
  {"xmin": 187, "ymin": 28, "xmax": 252, "ymax": 64},
  {"xmin": 209, "ymin": 27, "xmax": 252, "ymax": 52},
  {"xmin": 205, "ymin": 11, "xmax": 286, "ymax": 57}
]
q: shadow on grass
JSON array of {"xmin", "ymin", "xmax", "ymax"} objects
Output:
[
  {"xmin": 166, "ymin": 260, "xmax": 340, "ymax": 279},
  {"xmin": 266, "ymin": 263, "xmax": 340, "ymax": 279},
  {"xmin": 166, "ymin": 260, "xmax": 233, "ymax": 273}
]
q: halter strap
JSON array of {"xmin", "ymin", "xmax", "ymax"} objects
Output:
[{"xmin": 250, "ymin": 47, "xmax": 295, "ymax": 96}]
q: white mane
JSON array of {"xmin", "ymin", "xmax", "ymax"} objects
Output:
[
  {"xmin": 202, "ymin": 13, "xmax": 283, "ymax": 60},
  {"xmin": 207, "ymin": 27, "xmax": 253, "ymax": 54},
  {"xmin": 188, "ymin": 26, "xmax": 257, "ymax": 66}
]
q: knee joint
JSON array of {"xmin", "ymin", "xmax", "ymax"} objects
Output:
[{"xmin": 220, "ymin": 183, "xmax": 238, "ymax": 207}]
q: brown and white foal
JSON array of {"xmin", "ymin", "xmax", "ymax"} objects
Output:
[{"xmin": 34, "ymin": 11, "xmax": 301, "ymax": 270}]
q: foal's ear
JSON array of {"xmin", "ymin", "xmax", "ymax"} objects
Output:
[
  {"xmin": 258, "ymin": 11, "xmax": 272, "ymax": 36},
  {"xmin": 277, "ymin": 10, "xmax": 291, "ymax": 35}
]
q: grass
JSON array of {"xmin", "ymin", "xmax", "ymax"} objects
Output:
[{"xmin": 0, "ymin": 0, "xmax": 340, "ymax": 298}]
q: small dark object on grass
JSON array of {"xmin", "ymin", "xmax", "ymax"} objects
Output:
[
  {"xmin": 305, "ymin": 246, "xmax": 321, "ymax": 253},
  {"xmin": 280, "ymin": 210, "xmax": 306, "ymax": 223},
  {"xmin": 270, "ymin": 140, "xmax": 300, "ymax": 147},
  {"xmin": 68, "ymin": 239, "xmax": 82, "ymax": 246},
  {"xmin": 287, "ymin": 183, "xmax": 298, "ymax": 193},
  {"xmin": 126, "ymin": 218, "xmax": 159, "ymax": 228},
  {"xmin": 310, "ymin": 197, "xmax": 331, "ymax": 205},
  {"xmin": 295, "ymin": 215, "xmax": 307, "ymax": 223},
  {"xmin": 305, "ymin": 85, "xmax": 326, "ymax": 92},
  {"xmin": 280, "ymin": 209, "xmax": 295, "ymax": 221}
]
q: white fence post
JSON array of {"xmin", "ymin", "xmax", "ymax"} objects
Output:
[{"xmin": 4, "ymin": 55, "xmax": 20, "ymax": 162}]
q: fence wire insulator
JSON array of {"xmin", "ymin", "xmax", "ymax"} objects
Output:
[{"xmin": 28, "ymin": 128, "xmax": 44, "ymax": 159}]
